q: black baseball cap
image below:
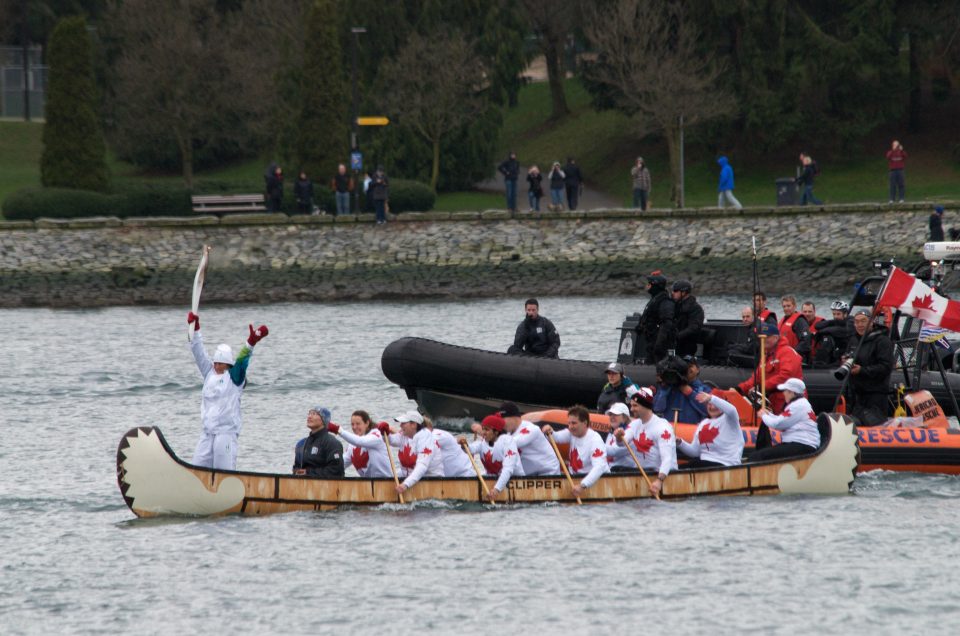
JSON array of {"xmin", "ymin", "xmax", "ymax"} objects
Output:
[{"xmin": 497, "ymin": 402, "xmax": 521, "ymax": 417}]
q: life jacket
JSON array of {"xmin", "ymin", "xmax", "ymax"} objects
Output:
[
  {"xmin": 758, "ymin": 308, "xmax": 777, "ymax": 324},
  {"xmin": 808, "ymin": 316, "xmax": 824, "ymax": 334},
  {"xmin": 779, "ymin": 312, "xmax": 801, "ymax": 348}
]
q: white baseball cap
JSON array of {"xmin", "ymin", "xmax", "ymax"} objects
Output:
[
  {"xmin": 394, "ymin": 410, "xmax": 424, "ymax": 425},
  {"xmin": 777, "ymin": 378, "xmax": 806, "ymax": 395},
  {"xmin": 212, "ymin": 344, "xmax": 234, "ymax": 365},
  {"xmin": 605, "ymin": 402, "xmax": 631, "ymax": 417}
]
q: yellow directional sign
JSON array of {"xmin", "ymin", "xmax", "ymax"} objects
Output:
[{"xmin": 356, "ymin": 116, "xmax": 390, "ymax": 126}]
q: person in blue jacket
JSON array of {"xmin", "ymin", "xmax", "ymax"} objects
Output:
[
  {"xmin": 653, "ymin": 355, "xmax": 709, "ymax": 425},
  {"xmin": 717, "ymin": 156, "xmax": 742, "ymax": 209}
]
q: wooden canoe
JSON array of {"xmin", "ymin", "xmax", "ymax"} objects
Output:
[{"xmin": 116, "ymin": 414, "xmax": 859, "ymax": 518}]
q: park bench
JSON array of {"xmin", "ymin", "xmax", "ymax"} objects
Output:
[{"xmin": 191, "ymin": 194, "xmax": 267, "ymax": 214}]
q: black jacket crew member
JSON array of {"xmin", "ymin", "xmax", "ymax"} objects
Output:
[
  {"xmin": 640, "ymin": 273, "xmax": 675, "ymax": 363},
  {"xmin": 671, "ymin": 280, "xmax": 704, "ymax": 357},
  {"xmin": 294, "ymin": 406, "xmax": 345, "ymax": 477},
  {"xmin": 843, "ymin": 311, "xmax": 894, "ymax": 426},
  {"xmin": 508, "ymin": 298, "xmax": 560, "ymax": 358}
]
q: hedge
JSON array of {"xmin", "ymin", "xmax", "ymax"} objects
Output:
[{"xmin": 2, "ymin": 178, "xmax": 435, "ymax": 220}]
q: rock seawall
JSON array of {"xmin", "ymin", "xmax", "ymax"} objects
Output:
[{"xmin": 0, "ymin": 204, "xmax": 944, "ymax": 307}]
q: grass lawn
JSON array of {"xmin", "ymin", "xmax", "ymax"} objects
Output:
[{"xmin": 0, "ymin": 121, "xmax": 43, "ymax": 205}]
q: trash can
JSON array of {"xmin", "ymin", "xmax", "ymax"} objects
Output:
[{"xmin": 776, "ymin": 178, "xmax": 798, "ymax": 206}]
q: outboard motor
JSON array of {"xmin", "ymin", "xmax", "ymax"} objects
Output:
[{"xmin": 618, "ymin": 313, "xmax": 645, "ymax": 364}]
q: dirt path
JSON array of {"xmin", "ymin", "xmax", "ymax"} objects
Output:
[{"xmin": 475, "ymin": 165, "xmax": 623, "ymax": 210}]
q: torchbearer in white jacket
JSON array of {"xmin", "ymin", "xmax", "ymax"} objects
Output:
[
  {"xmin": 463, "ymin": 414, "xmax": 526, "ymax": 502},
  {"xmin": 678, "ymin": 392, "xmax": 745, "ymax": 468},
  {"xmin": 541, "ymin": 405, "xmax": 610, "ymax": 497},
  {"xmin": 187, "ymin": 311, "xmax": 268, "ymax": 470},
  {"xmin": 619, "ymin": 387, "xmax": 677, "ymax": 497}
]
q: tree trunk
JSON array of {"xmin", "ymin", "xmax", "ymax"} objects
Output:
[
  {"xmin": 543, "ymin": 34, "xmax": 569, "ymax": 120},
  {"xmin": 175, "ymin": 130, "xmax": 194, "ymax": 189},
  {"xmin": 663, "ymin": 121, "xmax": 682, "ymax": 207},
  {"xmin": 430, "ymin": 138, "xmax": 440, "ymax": 192}
]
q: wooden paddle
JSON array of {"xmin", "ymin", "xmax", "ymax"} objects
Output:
[
  {"xmin": 459, "ymin": 438, "xmax": 496, "ymax": 505},
  {"xmin": 755, "ymin": 334, "xmax": 772, "ymax": 449},
  {"xmin": 622, "ymin": 434, "xmax": 659, "ymax": 500},
  {"xmin": 544, "ymin": 429, "xmax": 582, "ymax": 505},
  {"xmin": 188, "ymin": 245, "xmax": 211, "ymax": 342},
  {"xmin": 382, "ymin": 433, "xmax": 405, "ymax": 504}
]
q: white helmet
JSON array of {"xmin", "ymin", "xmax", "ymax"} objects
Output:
[{"xmin": 212, "ymin": 344, "xmax": 234, "ymax": 365}]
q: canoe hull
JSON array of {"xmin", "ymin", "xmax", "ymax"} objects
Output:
[{"xmin": 116, "ymin": 415, "xmax": 858, "ymax": 518}]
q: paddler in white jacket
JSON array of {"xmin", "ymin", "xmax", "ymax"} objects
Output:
[
  {"xmin": 678, "ymin": 392, "xmax": 745, "ymax": 468},
  {"xmin": 464, "ymin": 414, "xmax": 526, "ymax": 502},
  {"xmin": 498, "ymin": 401, "xmax": 561, "ymax": 475},
  {"xmin": 753, "ymin": 378, "xmax": 821, "ymax": 461},
  {"xmin": 617, "ymin": 386, "xmax": 677, "ymax": 497},
  {"xmin": 542, "ymin": 405, "xmax": 610, "ymax": 497},
  {"xmin": 187, "ymin": 311, "xmax": 269, "ymax": 470},
  {"xmin": 383, "ymin": 411, "xmax": 444, "ymax": 494}
]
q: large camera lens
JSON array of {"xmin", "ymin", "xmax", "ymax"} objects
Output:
[{"xmin": 833, "ymin": 359, "xmax": 853, "ymax": 381}]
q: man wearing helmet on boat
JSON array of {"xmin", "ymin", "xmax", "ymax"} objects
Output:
[
  {"xmin": 841, "ymin": 309, "xmax": 894, "ymax": 427},
  {"xmin": 186, "ymin": 312, "xmax": 269, "ymax": 470},
  {"xmin": 640, "ymin": 272, "xmax": 675, "ymax": 363},
  {"xmin": 735, "ymin": 322, "xmax": 803, "ymax": 414},
  {"xmin": 672, "ymin": 279, "xmax": 704, "ymax": 357},
  {"xmin": 811, "ymin": 300, "xmax": 854, "ymax": 367}
]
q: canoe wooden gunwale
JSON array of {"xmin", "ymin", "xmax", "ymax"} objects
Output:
[{"xmin": 116, "ymin": 415, "xmax": 856, "ymax": 518}]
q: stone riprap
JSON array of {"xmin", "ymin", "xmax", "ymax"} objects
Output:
[{"xmin": 0, "ymin": 203, "xmax": 946, "ymax": 307}]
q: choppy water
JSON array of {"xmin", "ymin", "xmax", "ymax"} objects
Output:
[{"xmin": 3, "ymin": 296, "xmax": 960, "ymax": 634}]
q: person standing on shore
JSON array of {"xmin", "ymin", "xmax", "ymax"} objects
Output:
[
  {"xmin": 796, "ymin": 152, "xmax": 823, "ymax": 206},
  {"xmin": 526, "ymin": 165, "xmax": 543, "ymax": 212},
  {"xmin": 265, "ymin": 164, "xmax": 284, "ymax": 212},
  {"xmin": 331, "ymin": 163, "xmax": 354, "ymax": 216},
  {"xmin": 930, "ymin": 205, "xmax": 945, "ymax": 242},
  {"xmin": 370, "ymin": 165, "xmax": 389, "ymax": 225},
  {"xmin": 498, "ymin": 151, "xmax": 520, "ymax": 213},
  {"xmin": 294, "ymin": 171, "xmax": 314, "ymax": 215},
  {"xmin": 187, "ymin": 312, "xmax": 269, "ymax": 470},
  {"xmin": 886, "ymin": 140, "xmax": 907, "ymax": 203},
  {"xmin": 716, "ymin": 156, "xmax": 742, "ymax": 209},
  {"xmin": 547, "ymin": 161, "xmax": 565, "ymax": 211},
  {"xmin": 563, "ymin": 157, "xmax": 583, "ymax": 210},
  {"xmin": 630, "ymin": 157, "xmax": 651, "ymax": 210}
]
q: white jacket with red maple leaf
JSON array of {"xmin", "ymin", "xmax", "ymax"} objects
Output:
[
  {"xmin": 469, "ymin": 435, "xmax": 526, "ymax": 491},
  {"xmin": 625, "ymin": 415, "xmax": 678, "ymax": 477},
  {"xmin": 433, "ymin": 428, "xmax": 476, "ymax": 477},
  {"xmin": 391, "ymin": 429, "xmax": 445, "ymax": 486},
  {"xmin": 678, "ymin": 394, "xmax": 744, "ymax": 466},
  {"xmin": 339, "ymin": 428, "xmax": 393, "ymax": 478},
  {"xmin": 552, "ymin": 428, "xmax": 610, "ymax": 488},
  {"xmin": 605, "ymin": 424, "xmax": 638, "ymax": 470},
  {"xmin": 511, "ymin": 420, "xmax": 561, "ymax": 475},
  {"xmin": 760, "ymin": 397, "xmax": 821, "ymax": 448}
]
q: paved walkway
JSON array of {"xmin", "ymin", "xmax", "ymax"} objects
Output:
[{"xmin": 475, "ymin": 165, "xmax": 623, "ymax": 210}]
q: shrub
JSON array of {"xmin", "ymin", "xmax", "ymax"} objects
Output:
[
  {"xmin": 40, "ymin": 16, "xmax": 109, "ymax": 192},
  {"xmin": 389, "ymin": 179, "xmax": 436, "ymax": 212},
  {"xmin": 2, "ymin": 187, "xmax": 115, "ymax": 220}
]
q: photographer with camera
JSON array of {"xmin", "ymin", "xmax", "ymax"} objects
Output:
[
  {"xmin": 735, "ymin": 322, "xmax": 803, "ymax": 415},
  {"xmin": 652, "ymin": 355, "xmax": 709, "ymax": 424},
  {"xmin": 839, "ymin": 309, "xmax": 894, "ymax": 426},
  {"xmin": 811, "ymin": 301, "xmax": 854, "ymax": 367}
]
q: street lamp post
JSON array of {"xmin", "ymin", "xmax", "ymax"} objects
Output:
[{"xmin": 350, "ymin": 26, "xmax": 366, "ymax": 213}]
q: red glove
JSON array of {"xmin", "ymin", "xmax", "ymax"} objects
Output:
[
  {"xmin": 187, "ymin": 311, "xmax": 200, "ymax": 331},
  {"xmin": 377, "ymin": 422, "xmax": 391, "ymax": 435},
  {"xmin": 247, "ymin": 324, "xmax": 269, "ymax": 346},
  {"xmin": 327, "ymin": 423, "xmax": 340, "ymax": 435}
]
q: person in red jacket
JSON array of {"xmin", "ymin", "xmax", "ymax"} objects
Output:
[
  {"xmin": 779, "ymin": 295, "xmax": 811, "ymax": 361},
  {"xmin": 800, "ymin": 301, "xmax": 825, "ymax": 364},
  {"xmin": 886, "ymin": 140, "xmax": 907, "ymax": 203},
  {"xmin": 753, "ymin": 292, "xmax": 777, "ymax": 325},
  {"xmin": 735, "ymin": 322, "xmax": 803, "ymax": 414}
]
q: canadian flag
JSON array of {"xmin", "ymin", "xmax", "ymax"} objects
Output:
[{"xmin": 876, "ymin": 266, "xmax": 960, "ymax": 331}]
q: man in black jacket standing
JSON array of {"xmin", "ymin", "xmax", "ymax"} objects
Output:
[
  {"xmin": 498, "ymin": 151, "xmax": 520, "ymax": 213},
  {"xmin": 640, "ymin": 273, "xmax": 675, "ymax": 363},
  {"xmin": 563, "ymin": 157, "xmax": 583, "ymax": 210},
  {"xmin": 293, "ymin": 406, "xmax": 345, "ymax": 477},
  {"xmin": 843, "ymin": 310, "xmax": 894, "ymax": 426},
  {"xmin": 672, "ymin": 279, "xmax": 704, "ymax": 357},
  {"xmin": 508, "ymin": 298, "xmax": 560, "ymax": 358}
]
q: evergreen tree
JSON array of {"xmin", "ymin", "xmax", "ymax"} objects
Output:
[
  {"xmin": 40, "ymin": 15, "xmax": 108, "ymax": 191},
  {"xmin": 296, "ymin": 0, "xmax": 349, "ymax": 180}
]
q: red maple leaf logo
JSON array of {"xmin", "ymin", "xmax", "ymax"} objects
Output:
[
  {"xmin": 505, "ymin": 449, "xmax": 516, "ymax": 457},
  {"xmin": 661, "ymin": 429, "xmax": 671, "ymax": 441},
  {"xmin": 783, "ymin": 408, "xmax": 792, "ymax": 418},
  {"xmin": 518, "ymin": 427, "xmax": 531, "ymax": 435},
  {"xmin": 351, "ymin": 447, "xmax": 369, "ymax": 471},
  {"xmin": 698, "ymin": 424, "xmax": 720, "ymax": 447},
  {"xmin": 398, "ymin": 444, "xmax": 417, "ymax": 469},
  {"xmin": 808, "ymin": 411, "xmax": 817, "ymax": 422},
  {"xmin": 912, "ymin": 294, "xmax": 935, "ymax": 311},
  {"xmin": 481, "ymin": 450, "xmax": 502, "ymax": 474},
  {"xmin": 592, "ymin": 447, "xmax": 604, "ymax": 458},
  {"xmin": 633, "ymin": 432, "xmax": 653, "ymax": 455},
  {"xmin": 371, "ymin": 430, "xmax": 381, "ymax": 439},
  {"xmin": 569, "ymin": 448, "xmax": 584, "ymax": 472},
  {"xmin": 421, "ymin": 447, "xmax": 432, "ymax": 455}
]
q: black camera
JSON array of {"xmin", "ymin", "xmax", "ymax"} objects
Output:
[
  {"xmin": 833, "ymin": 358, "xmax": 854, "ymax": 380},
  {"xmin": 656, "ymin": 355, "xmax": 689, "ymax": 387}
]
